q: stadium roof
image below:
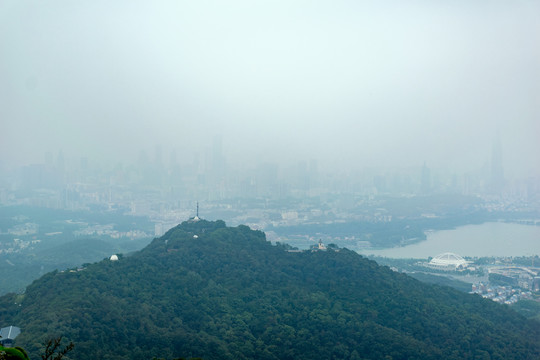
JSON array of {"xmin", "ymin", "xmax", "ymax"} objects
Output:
[{"xmin": 429, "ymin": 253, "xmax": 468, "ymax": 268}]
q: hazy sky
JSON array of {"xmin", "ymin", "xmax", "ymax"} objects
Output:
[{"xmin": 1, "ymin": 0, "xmax": 539, "ymax": 177}]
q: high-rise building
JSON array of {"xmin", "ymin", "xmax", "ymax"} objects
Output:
[
  {"xmin": 210, "ymin": 135, "xmax": 226, "ymax": 185},
  {"xmin": 421, "ymin": 162, "xmax": 431, "ymax": 194},
  {"xmin": 490, "ymin": 136, "xmax": 504, "ymax": 194}
]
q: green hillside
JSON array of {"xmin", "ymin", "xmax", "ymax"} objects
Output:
[{"xmin": 1, "ymin": 220, "xmax": 539, "ymax": 359}]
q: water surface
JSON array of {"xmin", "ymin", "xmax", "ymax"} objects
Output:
[{"xmin": 359, "ymin": 222, "xmax": 540, "ymax": 258}]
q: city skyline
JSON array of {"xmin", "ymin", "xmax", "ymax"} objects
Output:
[
  {"xmin": 3, "ymin": 137, "xmax": 537, "ymax": 204},
  {"xmin": 2, "ymin": 1, "xmax": 539, "ymax": 179}
]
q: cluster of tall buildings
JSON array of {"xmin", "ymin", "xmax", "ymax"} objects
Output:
[{"xmin": 1, "ymin": 138, "xmax": 538, "ymax": 212}]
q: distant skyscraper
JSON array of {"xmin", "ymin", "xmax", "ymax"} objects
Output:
[
  {"xmin": 80, "ymin": 157, "xmax": 88, "ymax": 170},
  {"xmin": 44, "ymin": 152, "xmax": 53, "ymax": 167},
  {"xmin": 169, "ymin": 149, "xmax": 177, "ymax": 168},
  {"xmin": 154, "ymin": 145, "xmax": 163, "ymax": 166},
  {"xmin": 309, "ymin": 159, "xmax": 319, "ymax": 189},
  {"xmin": 211, "ymin": 135, "xmax": 226, "ymax": 183},
  {"xmin": 421, "ymin": 162, "xmax": 431, "ymax": 194},
  {"xmin": 56, "ymin": 150, "xmax": 65, "ymax": 173},
  {"xmin": 138, "ymin": 150, "xmax": 149, "ymax": 167},
  {"xmin": 490, "ymin": 136, "xmax": 504, "ymax": 194},
  {"xmin": 56, "ymin": 150, "xmax": 65, "ymax": 185}
]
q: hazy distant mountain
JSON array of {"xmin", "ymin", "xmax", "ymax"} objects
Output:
[{"xmin": 1, "ymin": 220, "xmax": 539, "ymax": 359}]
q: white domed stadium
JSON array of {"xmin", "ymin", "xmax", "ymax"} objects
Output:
[{"xmin": 428, "ymin": 252, "xmax": 469, "ymax": 270}]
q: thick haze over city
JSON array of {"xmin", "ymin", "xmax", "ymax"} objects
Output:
[
  {"xmin": 1, "ymin": 0, "xmax": 539, "ymax": 178},
  {"xmin": 3, "ymin": 4, "xmax": 540, "ymax": 353}
]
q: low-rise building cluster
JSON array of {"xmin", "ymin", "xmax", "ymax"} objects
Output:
[{"xmin": 471, "ymin": 283, "xmax": 533, "ymax": 305}]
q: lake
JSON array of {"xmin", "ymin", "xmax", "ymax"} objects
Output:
[{"xmin": 359, "ymin": 222, "xmax": 540, "ymax": 258}]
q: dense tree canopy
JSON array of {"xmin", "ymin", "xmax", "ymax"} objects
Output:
[
  {"xmin": 1, "ymin": 220, "xmax": 539, "ymax": 359},
  {"xmin": 0, "ymin": 345, "xmax": 29, "ymax": 360}
]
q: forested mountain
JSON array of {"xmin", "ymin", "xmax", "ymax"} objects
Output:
[{"xmin": 1, "ymin": 220, "xmax": 539, "ymax": 359}]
